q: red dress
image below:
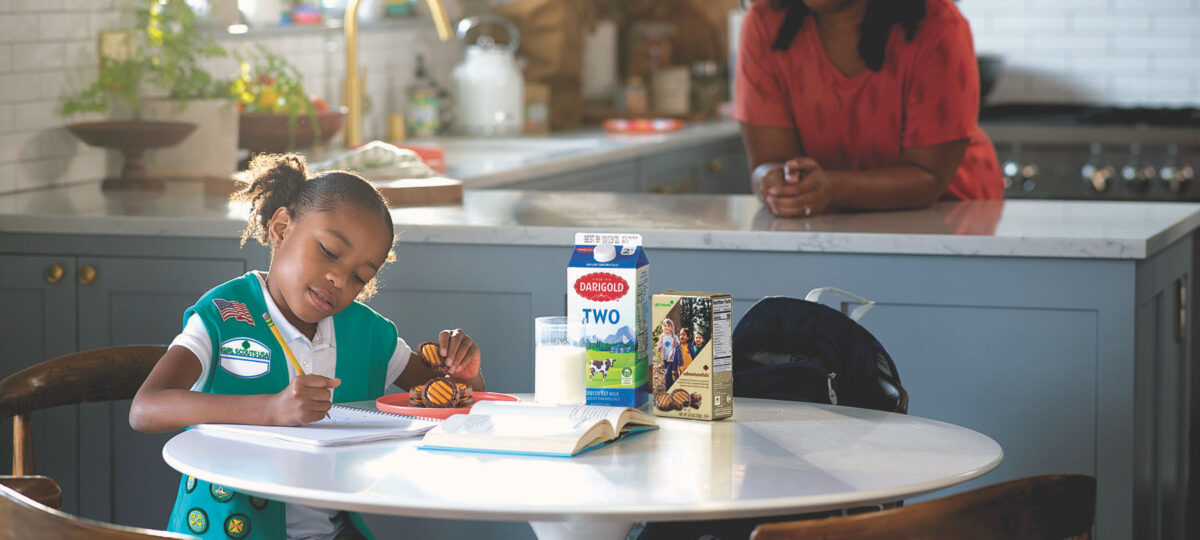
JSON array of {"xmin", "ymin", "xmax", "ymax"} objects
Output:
[{"xmin": 735, "ymin": 0, "xmax": 1003, "ymax": 200}]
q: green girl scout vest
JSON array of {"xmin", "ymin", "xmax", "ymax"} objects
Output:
[{"xmin": 167, "ymin": 273, "xmax": 397, "ymax": 540}]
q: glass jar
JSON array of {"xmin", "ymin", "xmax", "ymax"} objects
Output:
[{"xmin": 690, "ymin": 61, "xmax": 727, "ymax": 117}]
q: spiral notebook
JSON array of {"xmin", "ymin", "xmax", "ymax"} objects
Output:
[{"xmin": 195, "ymin": 405, "xmax": 441, "ymax": 447}]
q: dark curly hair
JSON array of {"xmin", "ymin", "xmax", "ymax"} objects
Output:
[
  {"xmin": 768, "ymin": 0, "xmax": 926, "ymax": 71},
  {"xmin": 231, "ymin": 153, "xmax": 395, "ymax": 299}
]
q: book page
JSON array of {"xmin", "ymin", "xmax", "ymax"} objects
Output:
[{"xmin": 470, "ymin": 401, "xmax": 653, "ymax": 431}]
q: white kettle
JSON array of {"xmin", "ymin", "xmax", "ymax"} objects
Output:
[{"xmin": 451, "ymin": 15, "xmax": 524, "ymax": 136}]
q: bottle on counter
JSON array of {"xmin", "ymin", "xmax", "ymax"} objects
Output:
[
  {"xmin": 690, "ymin": 61, "xmax": 726, "ymax": 118},
  {"xmin": 404, "ymin": 54, "xmax": 440, "ymax": 138},
  {"xmin": 624, "ymin": 76, "xmax": 649, "ymax": 115}
]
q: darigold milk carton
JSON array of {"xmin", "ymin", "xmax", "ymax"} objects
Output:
[{"xmin": 568, "ymin": 232, "xmax": 649, "ymax": 408}]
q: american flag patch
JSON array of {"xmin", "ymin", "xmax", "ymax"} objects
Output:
[{"xmin": 212, "ymin": 299, "xmax": 254, "ymax": 325}]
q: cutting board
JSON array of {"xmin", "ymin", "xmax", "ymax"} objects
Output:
[{"xmin": 204, "ymin": 175, "xmax": 463, "ymax": 207}]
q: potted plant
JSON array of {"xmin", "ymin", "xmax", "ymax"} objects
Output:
[
  {"xmin": 62, "ymin": 0, "xmax": 238, "ymax": 182},
  {"xmin": 232, "ymin": 44, "xmax": 346, "ymax": 153}
]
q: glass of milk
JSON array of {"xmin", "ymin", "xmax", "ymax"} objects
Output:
[{"xmin": 534, "ymin": 316, "xmax": 586, "ymax": 404}]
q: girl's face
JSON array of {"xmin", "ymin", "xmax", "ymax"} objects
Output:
[
  {"xmin": 679, "ymin": 329, "xmax": 689, "ymax": 343},
  {"xmin": 266, "ymin": 206, "xmax": 391, "ymax": 332}
]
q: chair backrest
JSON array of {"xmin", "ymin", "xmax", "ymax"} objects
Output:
[
  {"xmin": 0, "ymin": 475, "xmax": 190, "ymax": 540},
  {"xmin": 732, "ymin": 296, "xmax": 907, "ymax": 413},
  {"xmin": 0, "ymin": 345, "xmax": 166, "ymax": 475},
  {"xmin": 750, "ymin": 474, "xmax": 1097, "ymax": 540}
]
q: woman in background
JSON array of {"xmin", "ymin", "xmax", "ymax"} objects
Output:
[{"xmin": 736, "ymin": 0, "xmax": 1002, "ymax": 218}]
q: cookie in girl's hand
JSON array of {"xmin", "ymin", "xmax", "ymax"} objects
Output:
[{"xmin": 418, "ymin": 341, "xmax": 448, "ymax": 372}]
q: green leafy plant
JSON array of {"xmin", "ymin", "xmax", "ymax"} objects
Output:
[
  {"xmin": 62, "ymin": 0, "xmax": 229, "ymax": 116},
  {"xmin": 232, "ymin": 44, "xmax": 325, "ymax": 150}
]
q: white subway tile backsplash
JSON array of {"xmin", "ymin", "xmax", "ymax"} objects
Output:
[
  {"xmin": 990, "ymin": 15, "xmax": 1069, "ymax": 32},
  {"xmin": 38, "ymin": 13, "xmax": 90, "ymax": 40},
  {"xmin": 64, "ymin": 40, "xmax": 96, "ymax": 68},
  {"xmin": 0, "ymin": 131, "xmax": 41, "ymax": 162},
  {"xmin": 1029, "ymin": 34, "xmax": 1109, "ymax": 52},
  {"xmin": 1113, "ymin": 34, "xmax": 1196, "ymax": 52},
  {"xmin": 0, "ymin": 164, "xmax": 14, "ymax": 195},
  {"xmin": 7, "ymin": 0, "xmax": 66, "ymax": 12},
  {"xmin": 0, "ymin": 73, "xmax": 42, "ymax": 102},
  {"xmin": 14, "ymin": 101, "xmax": 60, "ymax": 130},
  {"xmin": 12, "ymin": 42, "xmax": 66, "ymax": 71},
  {"xmin": 0, "ymin": 14, "xmax": 40, "ymax": 43},
  {"xmin": 0, "ymin": 105, "xmax": 12, "ymax": 132},
  {"xmin": 0, "ymin": 45, "xmax": 10, "ymax": 71},
  {"xmin": 1069, "ymin": 53, "xmax": 1153, "ymax": 72},
  {"xmin": 1073, "ymin": 15, "xmax": 1151, "ymax": 32}
]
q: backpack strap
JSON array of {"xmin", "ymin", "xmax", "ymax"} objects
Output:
[{"xmin": 804, "ymin": 287, "xmax": 875, "ymax": 322}]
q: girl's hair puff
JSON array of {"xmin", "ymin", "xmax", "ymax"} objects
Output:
[{"xmin": 231, "ymin": 153, "xmax": 396, "ymax": 299}]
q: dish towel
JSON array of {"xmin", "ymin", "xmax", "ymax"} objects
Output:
[{"xmin": 312, "ymin": 141, "xmax": 437, "ymax": 181}]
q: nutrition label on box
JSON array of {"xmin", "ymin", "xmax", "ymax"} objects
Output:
[{"xmin": 712, "ymin": 297, "xmax": 732, "ymax": 372}]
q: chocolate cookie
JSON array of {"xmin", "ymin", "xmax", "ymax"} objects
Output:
[
  {"xmin": 418, "ymin": 341, "xmax": 447, "ymax": 372},
  {"xmin": 654, "ymin": 393, "xmax": 676, "ymax": 411},
  {"xmin": 690, "ymin": 392, "xmax": 702, "ymax": 409},
  {"xmin": 455, "ymin": 383, "xmax": 475, "ymax": 407},
  {"xmin": 408, "ymin": 383, "xmax": 427, "ymax": 407},
  {"xmin": 670, "ymin": 389, "xmax": 691, "ymax": 409},
  {"xmin": 421, "ymin": 378, "xmax": 461, "ymax": 408}
]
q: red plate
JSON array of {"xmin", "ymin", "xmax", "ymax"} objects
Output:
[{"xmin": 375, "ymin": 391, "xmax": 520, "ymax": 420}]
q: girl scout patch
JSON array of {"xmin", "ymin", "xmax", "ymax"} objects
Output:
[
  {"xmin": 186, "ymin": 508, "xmax": 208, "ymax": 534},
  {"xmin": 219, "ymin": 338, "xmax": 271, "ymax": 378},
  {"xmin": 224, "ymin": 513, "xmax": 250, "ymax": 539}
]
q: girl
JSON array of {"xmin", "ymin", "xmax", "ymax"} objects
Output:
[
  {"xmin": 659, "ymin": 319, "xmax": 681, "ymax": 390},
  {"xmin": 130, "ymin": 153, "xmax": 484, "ymax": 540},
  {"xmin": 678, "ymin": 327, "xmax": 694, "ymax": 373}
]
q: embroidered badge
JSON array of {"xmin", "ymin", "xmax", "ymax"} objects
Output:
[
  {"xmin": 213, "ymin": 299, "xmax": 255, "ymax": 326},
  {"xmin": 218, "ymin": 338, "xmax": 271, "ymax": 378},
  {"xmin": 210, "ymin": 483, "xmax": 234, "ymax": 503},
  {"xmin": 186, "ymin": 508, "xmax": 208, "ymax": 534},
  {"xmin": 249, "ymin": 496, "xmax": 268, "ymax": 510},
  {"xmin": 185, "ymin": 476, "xmax": 197, "ymax": 493},
  {"xmin": 224, "ymin": 513, "xmax": 250, "ymax": 539}
]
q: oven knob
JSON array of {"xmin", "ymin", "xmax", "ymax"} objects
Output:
[
  {"xmin": 1082, "ymin": 163, "xmax": 1115, "ymax": 192},
  {"xmin": 1159, "ymin": 145, "xmax": 1193, "ymax": 195},
  {"xmin": 1160, "ymin": 164, "xmax": 1194, "ymax": 194},
  {"xmin": 1121, "ymin": 163, "xmax": 1156, "ymax": 191}
]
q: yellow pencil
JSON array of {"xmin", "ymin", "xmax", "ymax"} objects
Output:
[
  {"xmin": 263, "ymin": 312, "xmax": 333, "ymax": 421},
  {"xmin": 263, "ymin": 312, "xmax": 306, "ymax": 375}
]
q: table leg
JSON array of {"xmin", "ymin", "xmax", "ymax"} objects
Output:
[{"xmin": 528, "ymin": 520, "xmax": 634, "ymax": 540}]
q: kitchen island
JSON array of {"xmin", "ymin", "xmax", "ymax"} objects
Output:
[{"xmin": 1, "ymin": 183, "xmax": 1195, "ymax": 540}]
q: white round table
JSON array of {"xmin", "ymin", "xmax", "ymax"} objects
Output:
[{"xmin": 163, "ymin": 398, "xmax": 1002, "ymax": 540}]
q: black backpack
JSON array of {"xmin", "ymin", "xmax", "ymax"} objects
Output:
[{"xmin": 732, "ymin": 291, "xmax": 907, "ymax": 413}]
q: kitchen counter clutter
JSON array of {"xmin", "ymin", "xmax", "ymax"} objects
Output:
[
  {"xmin": 1, "ymin": 181, "xmax": 1197, "ymax": 540},
  {"xmin": 0, "ymin": 181, "xmax": 1197, "ymax": 260}
]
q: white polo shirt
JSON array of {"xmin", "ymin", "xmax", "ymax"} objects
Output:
[{"xmin": 170, "ymin": 272, "xmax": 411, "ymax": 540}]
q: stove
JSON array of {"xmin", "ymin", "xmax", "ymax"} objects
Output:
[{"xmin": 980, "ymin": 104, "xmax": 1199, "ymax": 201}]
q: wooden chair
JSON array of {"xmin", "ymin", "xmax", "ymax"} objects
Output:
[
  {"xmin": 0, "ymin": 475, "xmax": 190, "ymax": 539},
  {"xmin": 750, "ymin": 474, "xmax": 1097, "ymax": 540},
  {"xmin": 0, "ymin": 345, "xmax": 166, "ymax": 475}
]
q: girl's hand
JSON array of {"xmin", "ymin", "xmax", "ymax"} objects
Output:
[
  {"xmin": 439, "ymin": 328, "xmax": 481, "ymax": 382},
  {"xmin": 764, "ymin": 157, "xmax": 834, "ymax": 218},
  {"xmin": 270, "ymin": 374, "xmax": 340, "ymax": 426}
]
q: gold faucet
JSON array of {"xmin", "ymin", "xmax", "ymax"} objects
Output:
[{"xmin": 343, "ymin": 0, "xmax": 452, "ymax": 148}]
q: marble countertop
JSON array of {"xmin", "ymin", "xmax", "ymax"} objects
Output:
[
  {"xmin": 429, "ymin": 121, "xmax": 740, "ymax": 188},
  {"xmin": 2, "ymin": 180, "xmax": 1198, "ymax": 260}
]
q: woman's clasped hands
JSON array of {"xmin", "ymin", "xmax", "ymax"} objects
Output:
[{"xmin": 759, "ymin": 157, "xmax": 835, "ymax": 218}]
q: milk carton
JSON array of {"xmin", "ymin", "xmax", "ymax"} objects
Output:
[
  {"xmin": 651, "ymin": 290, "xmax": 733, "ymax": 420},
  {"xmin": 568, "ymin": 232, "xmax": 650, "ymax": 408}
]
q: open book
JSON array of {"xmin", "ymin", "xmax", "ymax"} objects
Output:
[
  {"xmin": 194, "ymin": 404, "xmax": 440, "ymax": 447},
  {"xmin": 418, "ymin": 401, "xmax": 658, "ymax": 457}
]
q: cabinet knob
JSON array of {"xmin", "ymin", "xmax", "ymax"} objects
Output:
[
  {"xmin": 707, "ymin": 159, "xmax": 723, "ymax": 173},
  {"xmin": 44, "ymin": 263, "xmax": 65, "ymax": 284},
  {"xmin": 78, "ymin": 264, "xmax": 97, "ymax": 285}
]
